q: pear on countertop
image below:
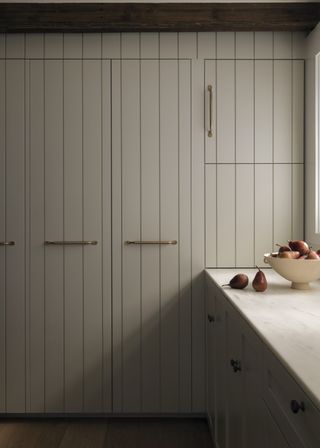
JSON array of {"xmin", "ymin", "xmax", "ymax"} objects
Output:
[
  {"xmin": 252, "ymin": 266, "xmax": 267, "ymax": 292},
  {"xmin": 222, "ymin": 273, "xmax": 249, "ymax": 290}
]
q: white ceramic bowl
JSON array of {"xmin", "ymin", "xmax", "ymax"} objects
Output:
[{"xmin": 264, "ymin": 253, "xmax": 320, "ymax": 290}]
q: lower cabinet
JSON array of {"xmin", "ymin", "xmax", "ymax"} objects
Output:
[
  {"xmin": 206, "ymin": 275, "xmax": 320, "ymax": 448},
  {"xmin": 263, "ymin": 403, "xmax": 291, "ymax": 448}
]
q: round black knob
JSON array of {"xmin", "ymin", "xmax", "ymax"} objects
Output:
[
  {"xmin": 230, "ymin": 359, "xmax": 241, "ymax": 373},
  {"xmin": 207, "ymin": 314, "xmax": 215, "ymax": 323},
  {"xmin": 290, "ymin": 400, "xmax": 305, "ymax": 414}
]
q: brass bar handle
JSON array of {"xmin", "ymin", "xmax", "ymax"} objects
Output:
[
  {"xmin": 0, "ymin": 241, "xmax": 15, "ymax": 246},
  {"xmin": 126, "ymin": 240, "xmax": 177, "ymax": 245},
  {"xmin": 45, "ymin": 240, "xmax": 98, "ymax": 246},
  {"xmin": 208, "ymin": 85, "xmax": 213, "ymax": 138}
]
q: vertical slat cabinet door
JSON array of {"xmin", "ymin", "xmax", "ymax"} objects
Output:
[
  {"xmin": 101, "ymin": 60, "xmax": 112, "ymax": 414},
  {"xmin": 0, "ymin": 59, "xmax": 5, "ymax": 412},
  {"xmin": 44, "ymin": 59, "xmax": 64, "ymax": 412},
  {"xmin": 83, "ymin": 60, "xmax": 103, "ymax": 412},
  {"xmin": 241, "ymin": 324, "xmax": 264, "ymax": 448},
  {"xmin": 263, "ymin": 404, "xmax": 290, "ymax": 448},
  {"xmin": 178, "ymin": 59, "xmax": 192, "ymax": 412},
  {"xmin": 29, "ymin": 59, "xmax": 45, "ymax": 412},
  {"xmin": 159, "ymin": 59, "xmax": 179, "ymax": 412},
  {"xmin": 111, "ymin": 60, "xmax": 123, "ymax": 413},
  {"xmin": 6, "ymin": 59, "xmax": 26, "ymax": 413},
  {"xmin": 64, "ymin": 59, "xmax": 84, "ymax": 413},
  {"xmin": 112, "ymin": 59, "xmax": 192, "ymax": 413},
  {"xmin": 226, "ymin": 308, "xmax": 243, "ymax": 448},
  {"xmin": 121, "ymin": 59, "xmax": 142, "ymax": 413},
  {"xmin": 214, "ymin": 291, "xmax": 227, "ymax": 448},
  {"xmin": 206, "ymin": 278, "xmax": 216, "ymax": 434},
  {"xmin": 140, "ymin": 59, "xmax": 161, "ymax": 413}
]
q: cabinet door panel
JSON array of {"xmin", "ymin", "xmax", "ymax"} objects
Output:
[
  {"xmin": 242, "ymin": 323, "xmax": 264, "ymax": 448},
  {"xmin": 263, "ymin": 402, "xmax": 290, "ymax": 448},
  {"xmin": 214, "ymin": 292, "xmax": 228, "ymax": 448},
  {"xmin": 64, "ymin": 59, "xmax": 83, "ymax": 413},
  {"xmin": 112, "ymin": 59, "xmax": 193, "ymax": 413},
  {"xmin": 159, "ymin": 59, "xmax": 180, "ymax": 412},
  {"xmin": 5, "ymin": 60, "xmax": 26, "ymax": 413},
  {"xmin": 44, "ymin": 59, "xmax": 64, "ymax": 412},
  {"xmin": 140, "ymin": 59, "xmax": 161, "ymax": 413},
  {"xmin": 29, "ymin": 60, "xmax": 45, "ymax": 412},
  {"xmin": 0, "ymin": 60, "xmax": 5, "ymax": 412},
  {"xmin": 206, "ymin": 279, "xmax": 216, "ymax": 431},
  {"xmin": 28, "ymin": 59, "xmax": 112, "ymax": 414},
  {"xmin": 226, "ymin": 307, "xmax": 243, "ymax": 448},
  {"xmin": 83, "ymin": 60, "xmax": 104, "ymax": 412}
]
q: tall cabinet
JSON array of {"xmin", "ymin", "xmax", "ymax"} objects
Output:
[
  {"xmin": 111, "ymin": 59, "xmax": 194, "ymax": 412},
  {"xmin": 0, "ymin": 55, "xmax": 113, "ymax": 413},
  {"xmin": 0, "ymin": 31, "xmax": 304, "ymax": 414},
  {"xmin": 0, "ymin": 34, "xmax": 206, "ymax": 414}
]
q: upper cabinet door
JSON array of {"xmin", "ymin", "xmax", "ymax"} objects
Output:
[
  {"xmin": 111, "ymin": 59, "xmax": 194, "ymax": 413},
  {"xmin": 205, "ymin": 55, "xmax": 304, "ymax": 269}
]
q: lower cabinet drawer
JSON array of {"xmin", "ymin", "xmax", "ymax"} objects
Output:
[{"xmin": 264, "ymin": 347, "xmax": 320, "ymax": 448}]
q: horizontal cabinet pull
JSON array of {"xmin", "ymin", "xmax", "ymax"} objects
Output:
[
  {"xmin": 125, "ymin": 240, "xmax": 177, "ymax": 245},
  {"xmin": 45, "ymin": 240, "xmax": 98, "ymax": 246},
  {"xmin": 0, "ymin": 241, "xmax": 15, "ymax": 246}
]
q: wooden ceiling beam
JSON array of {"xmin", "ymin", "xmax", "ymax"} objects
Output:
[{"xmin": 0, "ymin": 3, "xmax": 319, "ymax": 33}]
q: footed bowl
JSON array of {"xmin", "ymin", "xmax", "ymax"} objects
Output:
[{"xmin": 264, "ymin": 253, "xmax": 320, "ymax": 290}]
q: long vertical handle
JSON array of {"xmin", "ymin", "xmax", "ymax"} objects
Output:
[{"xmin": 208, "ymin": 85, "xmax": 213, "ymax": 138}]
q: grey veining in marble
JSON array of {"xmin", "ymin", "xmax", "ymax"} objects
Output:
[{"xmin": 206, "ymin": 268, "xmax": 320, "ymax": 410}]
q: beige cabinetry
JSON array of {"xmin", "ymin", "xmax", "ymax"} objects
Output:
[{"xmin": 206, "ymin": 276, "xmax": 320, "ymax": 448}]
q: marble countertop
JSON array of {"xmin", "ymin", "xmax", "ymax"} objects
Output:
[{"xmin": 206, "ymin": 268, "xmax": 320, "ymax": 410}]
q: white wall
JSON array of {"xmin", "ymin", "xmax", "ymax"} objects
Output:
[{"xmin": 306, "ymin": 24, "xmax": 320, "ymax": 247}]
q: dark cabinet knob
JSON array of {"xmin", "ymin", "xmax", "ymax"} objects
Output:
[
  {"xmin": 230, "ymin": 359, "xmax": 241, "ymax": 373},
  {"xmin": 207, "ymin": 314, "xmax": 215, "ymax": 323},
  {"xmin": 290, "ymin": 400, "xmax": 305, "ymax": 414}
]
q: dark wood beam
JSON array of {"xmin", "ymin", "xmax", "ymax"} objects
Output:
[{"xmin": 0, "ymin": 3, "xmax": 319, "ymax": 33}]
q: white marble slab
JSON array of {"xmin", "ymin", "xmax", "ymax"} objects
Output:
[{"xmin": 206, "ymin": 268, "xmax": 320, "ymax": 410}]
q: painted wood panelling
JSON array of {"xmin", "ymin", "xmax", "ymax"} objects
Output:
[
  {"xmin": 0, "ymin": 47, "xmax": 112, "ymax": 413},
  {"xmin": 29, "ymin": 59, "xmax": 45, "ymax": 412},
  {"xmin": 6, "ymin": 59, "xmax": 26, "ymax": 413},
  {"xmin": 0, "ymin": 31, "xmax": 305, "ymax": 60},
  {"xmin": 140, "ymin": 59, "xmax": 161, "ymax": 412},
  {"xmin": 0, "ymin": 60, "xmax": 5, "ymax": 412},
  {"xmin": 206, "ymin": 163, "xmax": 304, "ymax": 267},
  {"xmin": 216, "ymin": 60, "xmax": 235, "ymax": 164},
  {"xmin": 236, "ymin": 60, "xmax": 254, "ymax": 163},
  {"xmin": 44, "ymin": 59, "xmax": 64, "ymax": 413},
  {"xmin": 204, "ymin": 34, "xmax": 305, "ymax": 267},
  {"xmin": 255, "ymin": 61, "xmax": 273, "ymax": 164},
  {"xmin": 0, "ymin": 31, "xmax": 305, "ymax": 414},
  {"xmin": 111, "ymin": 59, "xmax": 202, "ymax": 413},
  {"xmin": 216, "ymin": 165, "xmax": 236, "ymax": 267},
  {"xmin": 191, "ymin": 59, "xmax": 206, "ymax": 412}
]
